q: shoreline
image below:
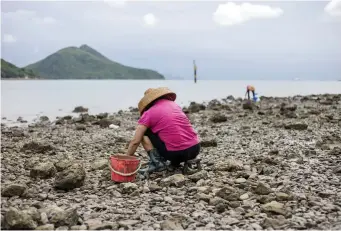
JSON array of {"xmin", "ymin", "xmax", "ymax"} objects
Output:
[{"xmin": 1, "ymin": 93, "xmax": 341, "ymax": 229}]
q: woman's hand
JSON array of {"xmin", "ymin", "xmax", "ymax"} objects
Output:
[{"xmin": 126, "ymin": 124, "xmax": 148, "ymax": 156}]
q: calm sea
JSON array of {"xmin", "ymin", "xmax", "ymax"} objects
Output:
[{"xmin": 1, "ymin": 80, "xmax": 341, "ymax": 125}]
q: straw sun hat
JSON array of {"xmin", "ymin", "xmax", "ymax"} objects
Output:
[{"xmin": 138, "ymin": 87, "xmax": 176, "ymax": 114}]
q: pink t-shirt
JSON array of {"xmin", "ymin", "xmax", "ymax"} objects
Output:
[{"xmin": 138, "ymin": 99, "xmax": 199, "ymax": 151}]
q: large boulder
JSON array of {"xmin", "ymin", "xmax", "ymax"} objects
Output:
[
  {"xmin": 30, "ymin": 162, "xmax": 57, "ymax": 179},
  {"xmin": 186, "ymin": 102, "xmax": 206, "ymax": 113},
  {"xmin": 1, "ymin": 183, "xmax": 27, "ymax": 197},
  {"xmin": 210, "ymin": 114, "xmax": 227, "ymax": 123},
  {"xmin": 43, "ymin": 205, "xmax": 79, "ymax": 227},
  {"xmin": 21, "ymin": 141, "xmax": 54, "ymax": 154},
  {"xmin": 54, "ymin": 163, "xmax": 86, "ymax": 190},
  {"xmin": 3, "ymin": 207, "xmax": 40, "ymax": 230},
  {"xmin": 72, "ymin": 106, "xmax": 88, "ymax": 113},
  {"xmin": 284, "ymin": 123, "xmax": 308, "ymax": 131}
]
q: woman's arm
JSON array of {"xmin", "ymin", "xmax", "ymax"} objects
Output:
[{"xmin": 126, "ymin": 124, "xmax": 148, "ymax": 156}]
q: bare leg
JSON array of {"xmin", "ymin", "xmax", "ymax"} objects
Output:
[{"xmin": 141, "ymin": 136, "xmax": 153, "ymax": 152}]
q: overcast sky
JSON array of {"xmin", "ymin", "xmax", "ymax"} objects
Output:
[{"xmin": 1, "ymin": 0, "xmax": 341, "ymax": 80}]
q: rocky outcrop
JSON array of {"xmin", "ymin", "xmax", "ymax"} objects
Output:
[{"xmin": 54, "ymin": 164, "xmax": 86, "ymax": 190}]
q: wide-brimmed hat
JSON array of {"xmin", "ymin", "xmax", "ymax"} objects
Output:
[{"xmin": 138, "ymin": 87, "xmax": 176, "ymax": 114}]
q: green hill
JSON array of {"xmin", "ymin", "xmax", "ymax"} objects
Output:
[
  {"xmin": 25, "ymin": 45, "xmax": 165, "ymax": 79},
  {"xmin": 1, "ymin": 59, "xmax": 37, "ymax": 79}
]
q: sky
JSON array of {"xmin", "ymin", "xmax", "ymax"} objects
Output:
[{"xmin": 1, "ymin": 0, "xmax": 341, "ymax": 80}]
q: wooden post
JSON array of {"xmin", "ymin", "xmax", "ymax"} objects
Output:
[{"xmin": 193, "ymin": 60, "xmax": 197, "ymax": 83}]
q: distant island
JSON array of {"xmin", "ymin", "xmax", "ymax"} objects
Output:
[
  {"xmin": 1, "ymin": 59, "xmax": 38, "ymax": 79},
  {"xmin": 1, "ymin": 45, "xmax": 165, "ymax": 80}
]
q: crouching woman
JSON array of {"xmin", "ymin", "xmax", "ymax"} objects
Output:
[{"xmin": 126, "ymin": 87, "xmax": 200, "ymax": 173}]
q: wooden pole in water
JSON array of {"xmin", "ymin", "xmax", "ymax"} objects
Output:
[{"xmin": 193, "ymin": 60, "xmax": 197, "ymax": 83}]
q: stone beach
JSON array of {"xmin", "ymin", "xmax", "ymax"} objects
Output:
[{"xmin": 1, "ymin": 94, "xmax": 341, "ymax": 230}]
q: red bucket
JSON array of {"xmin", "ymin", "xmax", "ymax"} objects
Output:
[{"xmin": 109, "ymin": 155, "xmax": 141, "ymax": 183}]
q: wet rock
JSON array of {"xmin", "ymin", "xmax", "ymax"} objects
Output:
[
  {"xmin": 215, "ymin": 159, "xmax": 244, "ymax": 172},
  {"xmin": 188, "ymin": 170, "xmax": 208, "ymax": 182},
  {"xmin": 54, "ymin": 163, "xmax": 86, "ymax": 190},
  {"xmin": 254, "ymin": 182, "xmax": 273, "ymax": 195},
  {"xmin": 216, "ymin": 186, "xmax": 239, "ymax": 201},
  {"xmin": 160, "ymin": 218, "xmax": 183, "ymax": 230},
  {"xmin": 284, "ymin": 123, "xmax": 308, "ymax": 130},
  {"xmin": 215, "ymin": 203, "xmax": 227, "ymax": 213},
  {"xmin": 210, "ymin": 114, "xmax": 227, "ymax": 123},
  {"xmin": 21, "ymin": 141, "xmax": 55, "ymax": 153},
  {"xmin": 44, "ymin": 206, "xmax": 79, "ymax": 227},
  {"xmin": 30, "ymin": 162, "xmax": 57, "ymax": 179},
  {"xmin": 200, "ymin": 139, "xmax": 218, "ymax": 147},
  {"xmin": 55, "ymin": 226, "xmax": 68, "ymax": 230},
  {"xmin": 148, "ymin": 183, "xmax": 162, "ymax": 192},
  {"xmin": 187, "ymin": 102, "xmax": 206, "ymax": 113},
  {"xmin": 3, "ymin": 207, "xmax": 39, "ymax": 230},
  {"xmin": 1, "ymin": 183, "xmax": 27, "ymax": 197},
  {"xmin": 91, "ymin": 159, "xmax": 108, "ymax": 170},
  {"xmin": 72, "ymin": 106, "xmax": 88, "ymax": 113},
  {"xmin": 120, "ymin": 182, "xmax": 138, "ymax": 194},
  {"xmin": 54, "ymin": 160, "xmax": 73, "ymax": 172},
  {"xmin": 261, "ymin": 201, "xmax": 286, "ymax": 215},
  {"xmin": 276, "ymin": 192, "xmax": 291, "ymax": 201},
  {"xmin": 160, "ymin": 174, "xmax": 186, "ymax": 187}
]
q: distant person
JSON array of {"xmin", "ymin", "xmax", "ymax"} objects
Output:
[
  {"xmin": 245, "ymin": 85, "xmax": 256, "ymax": 101},
  {"xmin": 126, "ymin": 87, "xmax": 201, "ymax": 175}
]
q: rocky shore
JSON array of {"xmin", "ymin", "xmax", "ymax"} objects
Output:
[{"xmin": 1, "ymin": 94, "xmax": 341, "ymax": 230}]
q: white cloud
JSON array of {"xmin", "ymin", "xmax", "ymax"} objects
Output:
[
  {"xmin": 3, "ymin": 34, "xmax": 17, "ymax": 43},
  {"xmin": 213, "ymin": 2, "xmax": 283, "ymax": 26},
  {"xmin": 2, "ymin": 9, "xmax": 57, "ymax": 25},
  {"xmin": 324, "ymin": 0, "xmax": 341, "ymax": 17},
  {"xmin": 103, "ymin": 0, "xmax": 126, "ymax": 8},
  {"xmin": 143, "ymin": 13, "xmax": 157, "ymax": 27}
]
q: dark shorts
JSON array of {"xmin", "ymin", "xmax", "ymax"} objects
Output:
[
  {"xmin": 247, "ymin": 90, "xmax": 255, "ymax": 100},
  {"xmin": 145, "ymin": 129, "xmax": 200, "ymax": 165}
]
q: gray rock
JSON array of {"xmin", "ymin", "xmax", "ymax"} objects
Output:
[
  {"xmin": 160, "ymin": 174, "xmax": 186, "ymax": 187},
  {"xmin": 254, "ymin": 182, "xmax": 273, "ymax": 195},
  {"xmin": 35, "ymin": 224, "xmax": 55, "ymax": 230},
  {"xmin": 262, "ymin": 217, "xmax": 288, "ymax": 229},
  {"xmin": 187, "ymin": 170, "xmax": 208, "ymax": 182},
  {"xmin": 261, "ymin": 201, "xmax": 286, "ymax": 215},
  {"xmin": 216, "ymin": 186, "xmax": 239, "ymax": 201},
  {"xmin": 160, "ymin": 218, "xmax": 183, "ymax": 230},
  {"xmin": 54, "ymin": 160, "xmax": 73, "ymax": 172},
  {"xmin": 54, "ymin": 163, "xmax": 86, "ymax": 190},
  {"xmin": 210, "ymin": 113, "xmax": 227, "ymax": 123},
  {"xmin": 70, "ymin": 225, "xmax": 87, "ymax": 230},
  {"xmin": 121, "ymin": 182, "xmax": 138, "ymax": 194},
  {"xmin": 215, "ymin": 159, "xmax": 244, "ymax": 172},
  {"xmin": 284, "ymin": 123, "xmax": 308, "ymax": 130},
  {"xmin": 30, "ymin": 162, "xmax": 57, "ymax": 179},
  {"xmin": 44, "ymin": 205, "xmax": 79, "ymax": 227},
  {"xmin": 21, "ymin": 141, "xmax": 55, "ymax": 154},
  {"xmin": 1, "ymin": 183, "xmax": 27, "ymax": 197},
  {"xmin": 3, "ymin": 207, "xmax": 39, "ymax": 230},
  {"xmin": 91, "ymin": 159, "xmax": 108, "ymax": 171}
]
